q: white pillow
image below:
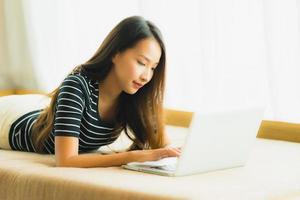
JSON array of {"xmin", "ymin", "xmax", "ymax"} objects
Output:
[{"xmin": 0, "ymin": 94, "xmax": 50, "ymax": 149}]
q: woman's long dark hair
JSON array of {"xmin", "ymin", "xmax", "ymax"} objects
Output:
[{"xmin": 31, "ymin": 16, "xmax": 167, "ymax": 153}]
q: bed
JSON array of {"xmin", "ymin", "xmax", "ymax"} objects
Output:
[
  {"xmin": 0, "ymin": 92, "xmax": 300, "ymax": 199},
  {"xmin": 1, "ymin": 125, "xmax": 300, "ymax": 200}
]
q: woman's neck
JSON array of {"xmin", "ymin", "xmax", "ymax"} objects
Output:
[{"xmin": 98, "ymin": 70, "xmax": 121, "ymax": 103}]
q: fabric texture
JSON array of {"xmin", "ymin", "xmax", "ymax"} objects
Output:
[{"xmin": 0, "ymin": 137, "xmax": 300, "ymax": 200}]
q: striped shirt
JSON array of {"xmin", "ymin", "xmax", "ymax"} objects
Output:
[{"xmin": 9, "ymin": 72, "xmax": 120, "ymax": 154}]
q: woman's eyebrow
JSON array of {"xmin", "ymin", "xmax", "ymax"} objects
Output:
[{"xmin": 139, "ymin": 54, "xmax": 159, "ymax": 65}]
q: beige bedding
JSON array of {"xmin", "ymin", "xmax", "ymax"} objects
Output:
[{"xmin": 1, "ymin": 137, "xmax": 300, "ymax": 200}]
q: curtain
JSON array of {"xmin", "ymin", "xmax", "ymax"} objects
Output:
[
  {"xmin": 1, "ymin": 0, "xmax": 300, "ymax": 123},
  {"xmin": 262, "ymin": 0, "xmax": 300, "ymax": 123},
  {"xmin": 140, "ymin": 0, "xmax": 300, "ymax": 123},
  {"xmin": 1, "ymin": 0, "xmax": 38, "ymax": 90}
]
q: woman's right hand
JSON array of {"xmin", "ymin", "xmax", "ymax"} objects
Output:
[{"xmin": 130, "ymin": 147, "xmax": 181, "ymax": 163}]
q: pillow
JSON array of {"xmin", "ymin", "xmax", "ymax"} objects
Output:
[{"xmin": 0, "ymin": 94, "xmax": 50, "ymax": 149}]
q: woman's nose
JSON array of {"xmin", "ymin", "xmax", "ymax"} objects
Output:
[{"xmin": 140, "ymin": 68, "xmax": 152, "ymax": 83}]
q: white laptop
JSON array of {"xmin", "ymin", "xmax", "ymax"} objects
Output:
[{"xmin": 122, "ymin": 106, "xmax": 265, "ymax": 176}]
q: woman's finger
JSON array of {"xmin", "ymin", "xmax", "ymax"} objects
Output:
[{"xmin": 166, "ymin": 148, "xmax": 181, "ymax": 157}]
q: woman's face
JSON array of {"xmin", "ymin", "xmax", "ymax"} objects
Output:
[{"xmin": 112, "ymin": 37, "xmax": 162, "ymax": 94}]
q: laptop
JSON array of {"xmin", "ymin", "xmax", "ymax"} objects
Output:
[{"xmin": 122, "ymin": 106, "xmax": 265, "ymax": 176}]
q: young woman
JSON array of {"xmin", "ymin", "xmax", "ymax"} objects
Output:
[{"xmin": 0, "ymin": 16, "xmax": 181, "ymax": 167}]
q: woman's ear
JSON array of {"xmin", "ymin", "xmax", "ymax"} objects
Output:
[{"xmin": 112, "ymin": 52, "xmax": 120, "ymax": 65}]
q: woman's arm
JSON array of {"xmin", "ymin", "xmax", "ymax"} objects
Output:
[{"xmin": 55, "ymin": 136, "xmax": 180, "ymax": 168}]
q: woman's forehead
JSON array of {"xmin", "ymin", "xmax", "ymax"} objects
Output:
[{"xmin": 131, "ymin": 38, "xmax": 161, "ymax": 63}]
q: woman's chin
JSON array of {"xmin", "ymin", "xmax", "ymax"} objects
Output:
[{"xmin": 123, "ymin": 88, "xmax": 139, "ymax": 95}]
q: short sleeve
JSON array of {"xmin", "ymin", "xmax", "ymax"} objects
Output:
[{"xmin": 54, "ymin": 75, "xmax": 86, "ymax": 137}]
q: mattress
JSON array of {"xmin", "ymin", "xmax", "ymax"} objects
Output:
[{"xmin": 1, "ymin": 136, "xmax": 300, "ymax": 200}]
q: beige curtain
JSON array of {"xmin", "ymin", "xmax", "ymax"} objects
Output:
[
  {"xmin": 0, "ymin": 0, "xmax": 38, "ymax": 90},
  {"xmin": 0, "ymin": 0, "xmax": 11, "ymax": 89}
]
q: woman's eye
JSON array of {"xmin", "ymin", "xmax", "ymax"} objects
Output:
[{"xmin": 137, "ymin": 60, "xmax": 146, "ymax": 66}]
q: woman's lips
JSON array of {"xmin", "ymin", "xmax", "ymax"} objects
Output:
[{"xmin": 133, "ymin": 81, "xmax": 143, "ymax": 89}]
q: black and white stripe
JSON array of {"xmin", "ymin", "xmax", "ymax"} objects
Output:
[{"xmin": 9, "ymin": 72, "xmax": 118, "ymax": 154}]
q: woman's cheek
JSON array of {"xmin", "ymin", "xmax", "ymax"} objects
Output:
[{"xmin": 128, "ymin": 63, "xmax": 141, "ymax": 78}]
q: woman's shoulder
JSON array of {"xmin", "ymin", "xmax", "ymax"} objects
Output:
[
  {"xmin": 61, "ymin": 70, "xmax": 97, "ymax": 97},
  {"xmin": 58, "ymin": 71, "xmax": 87, "ymax": 92},
  {"xmin": 67, "ymin": 70, "xmax": 88, "ymax": 80},
  {"xmin": 63, "ymin": 71, "xmax": 92, "ymax": 86}
]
